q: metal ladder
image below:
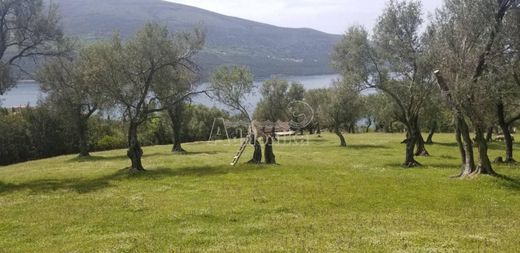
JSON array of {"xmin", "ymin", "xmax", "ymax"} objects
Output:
[{"xmin": 230, "ymin": 134, "xmax": 252, "ymax": 166}]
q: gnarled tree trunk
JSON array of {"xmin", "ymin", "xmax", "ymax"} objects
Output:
[
  {"xmin": 455, "ymin": 127, "xmax": 465, "ymax": 165},
  {"xmin": 474, "ymin": 126, "xmax": 496, "ymax": 175},
  {"xmin": 248, "ymin": 135, "xmax": 262, "ymax": 164},
  {"xmin": 485, "ymin": 127, "xmax": 494, "ymax": 143},
  {"xmin": 403, "ymin": 121, "xmax": 420, "ymax": 167},
  {"xmin": 404, "ymin": 137, "xmax": 419, "ymax": 167},
  {"xmin": 77, "ymin": 115, "xmax": 90, "ymax": 157},
  {"xmin": 335, "ymin": 127, "xmax": 347, "ymax": 147},
  {"xmin": 425, "ymin": 121, "xmax": 437, "ymax": 144},
  {"xmin": 456, "ymin": 116, "xmax": 476, "ymax": 177},
  {"xmin": 264, "ymin": 135, "xmax": 276, "ymax": 164},
  {"xmin": 412, "ymin": 116, "xmax": 429, "ymax": 156},
  {"xmin": 435, "ymin": 71, "xmax": 479, "ymax": 177},
  {"xmin": 168, "ymin": 105, "xmax": 186, "ymax": 153},
  {"xmin": 415, "ymin": 131, "xmax": 430, "ymax": 156},
  {"xmin": 496, "ymin": 102, "xmax": 515, "ymax": 163},
  {"xmin": 127, "ymin": 122, "xmax": 145, "ymax": 173}
]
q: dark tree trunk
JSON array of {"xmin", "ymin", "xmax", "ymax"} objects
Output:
[
  {"xmin": 309, "ymin": 127, "xmax": 315, "ymax": 135},
  {"xmin": 248, "ymin": 136, "xmax": 262, "ymax": 164},
  {"xmin": 456, "ymin": 115, "xmax": 476, "ymax": 177},
  {"xmin": 77, "ymin": 116, "xmax": 90, "ymax": 157},
  {"xmin": 425, "ymin": 121, "xmax": 437, "ymax": 144},
  {"xmin": 168, "ymin": 105, "xmax": 186, "ymax": 153},
  {"xmin": 496, "ymin": 102, "xmax": 515, "ymax": 163},
  {"xmin": 485, "ymin": 127, "xmax": 494, "ymax": 143},
  {"xmin": 435, "ymin": 71, "xmax": 476, "ymax": 177},
  {"xmin": 455, "ymin": 127, "xmax": 466, "ymax": 165},
  {"xmin": 335, "ymin": 127, "xmax": 346, "ymax": 147},
  {"xmin": 414, "ymin": 131, "xmax": 430, "ymax": 156},
  {"xmin": 316, "ymin": 123, "xmax": 321, "ymax": 135},
  {"xmin": 349, "ymin": 123, "xmax": 356, "ymax": 134},
  {"xmin": 404, "ymin": 122, "xmax": 420, "ymax": 167},
  {"xmin": 366, "ymin": 118, "xmax": 372, "ymax": 133},
  {"xmin": 264, "ymin": 136, "xmax": 276, "ymax": 164},
  {"xmin": 474, "ymin": 126, "xmax": 496, "ymax": 175},
  {"xmin": 413, "ymin": 117, "xmax": 429, "ymax": 156},
  {"xmin": 127, "ymin": 123, "xmax": 145, "ymax": 173}
]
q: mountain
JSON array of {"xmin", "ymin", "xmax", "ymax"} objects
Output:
[{"xmin": 53, "ymin": 0, "xmax": 341, "ymax": 78}]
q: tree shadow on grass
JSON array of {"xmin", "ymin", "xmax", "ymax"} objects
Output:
[
  {"xmin": 170, "ymin": 151, "xmax": 226, "ymax": 156},
  {"xmin": 0, "ymin": 165, "xmax": 265, "ymax": 195},
  {"xmin": 434, "ymin": 142, "xmax": 459, "ymax": 148},
  {"xmin": 434, "ymin": 141, "xmax": 517, "ymax": 152},
  {"xmin": 66, "ymin": 151, "xmax": 226, "ymax": 163},
  {"xmin": 381, "ymin": 163, "xmax": 429, "ymax": 169},
  {"xmin": 68, "ymin": 155, "xmax": 127, "ymax": 163},
  {"xmin": 0, "ymin": 168, "xmax": 128, "ymax": 194},
  {"xmin": 496, "ymin": 174, "xmax": 520, "ymax": 191},
  {"xmin": 303, "ymin": 138, "xmax": 329, "ymax": 143},
  {"xmin": 348, "ymin": 144, "xmax": 390, "ymax": 150}
]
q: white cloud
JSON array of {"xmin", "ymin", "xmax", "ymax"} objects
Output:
[{"xmin": 164, "ymin": 0, "xmax": 443, "ymax": 34}]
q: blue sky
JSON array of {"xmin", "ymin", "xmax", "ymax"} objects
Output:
[{"xmin": 164, "ymin": 0, "xmax": 444, "ymax": 34}]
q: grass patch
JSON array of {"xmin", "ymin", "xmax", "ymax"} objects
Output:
[{"xmin": 1, "ymin": 133, "xmax": 519, "ymax": 252}]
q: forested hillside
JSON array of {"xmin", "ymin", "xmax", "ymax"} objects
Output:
[{"xmin": 53, "ymin": 0, "xmax": 341, "ymax": 78}]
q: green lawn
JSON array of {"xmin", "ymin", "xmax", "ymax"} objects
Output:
[{"xmin": 1, "ymin": 133, "xmax": 519, "ymax": 252}]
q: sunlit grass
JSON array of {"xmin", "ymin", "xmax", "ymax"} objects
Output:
[{"xmin": 1, "ymin": 133, "xmax": 519, "ymax": 252}]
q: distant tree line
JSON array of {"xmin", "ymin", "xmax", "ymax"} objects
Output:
[
  {"xmin": 1, "ymin": 0, "xmax": 519, "ymax": 177},
  {"xmin": 0, "ymin": 104, "xmax": 228, "ymax": 165}
]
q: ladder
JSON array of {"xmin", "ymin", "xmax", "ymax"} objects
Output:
[{"xmin": 230, "ymin": 134, "xmax": 252, "ymax": 166}]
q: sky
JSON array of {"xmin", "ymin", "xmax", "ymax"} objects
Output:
[{"xmin": 164, "ymin": 0, "xmax": 444, "ymax": 34}]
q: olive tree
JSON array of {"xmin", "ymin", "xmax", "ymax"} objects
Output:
[
  {"xmin": 254, "ymin": 78, "xmax": 290, "ymax": 122},
  {"xmin": 304, "ymin": 88, "xmax": 328, "ymax": 134},
  {"xmin": 88, "ymin": 23, "xmax": 204, "ymax": 173},
  {"xmin": 490, "ymin": 6, "xmax": 520, "ymax": 163},
  {"xmin": 432, "ymin": 0, "xmax": 518, "ymax": 176},
  {"xmin": 0, "ymin": 0, "xmax": 67, "ymax": 96},
  {"xmin": 254, "ymin": 78, "xmax": 305, "ymax": 123},
  {"xmin": 332, "ymin": 0, "xmax": 435, "ymax": 167},
  {"xmin": 37, "ymin": 44, "xmax": 106, "ymax": 157},
  {"xmin": 153, "ymin": 30, "xmax": 204, "ymax": 153},
  {"xmin": 322, "ymin": 81, "xmax": 362, "ymax": 147},
  {"xmin": 210, "ymin": 65, "xmax": 262, "ymax": 163}
]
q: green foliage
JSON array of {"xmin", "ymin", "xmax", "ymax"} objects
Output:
[
  {"xmin": 254, "ymin": 78, "xmax": 289, "ymax": 122},
  {"xmin": 332, "ymin": 0, "xmax": 435, "ymax": 125},
  {"xmin": 95, "ymin": 135, "xmax": 126, "ymax": 152},
  {"xmin": 182, "ymin": 104, "xmax": 229, "ymax": 142},
  {"xmin": 287, "ymin": 82, "xmax": 305, "ymax": 101},
  {"xmin": 0, "ymin": 107, "xmax": 77, "ymax": 165},
  {"xmin": 0, "ymin": 113, "xmax": 31, "ymax": 165},
  {"xmin": 210, "ymin": 65, "xmax": 255, "ymax": 120},
  {"xmin": 0, "ymin": 103, "xmax": 230, "ymax": 165},
  {"xmin": 254, "ymin": 78, "xmax": 307, "ymax": 122},
  {"xmin": 430, "ymin": 0, "xmax": 516, "ymax": 127},
  {"xmin": 304, "ymin": 88, "xmax": 329, "ymax": 131},
  {"xmin": 323, "ymin": 82, "xmax": 363, "ymax": 131}
]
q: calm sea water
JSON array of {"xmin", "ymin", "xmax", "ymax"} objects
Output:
[{"xmin": 0, "ymin": 74, "xmax": 340, "ymax": 108}]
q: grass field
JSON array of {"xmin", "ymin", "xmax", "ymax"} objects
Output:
[{"xmin": 1, "ymin": 133, "xmax": 519, "ymax": 252}]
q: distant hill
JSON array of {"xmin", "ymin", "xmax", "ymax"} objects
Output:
[{"xmin": 53, "ymin": 0, "xmax": 341, "ymax": 78}]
